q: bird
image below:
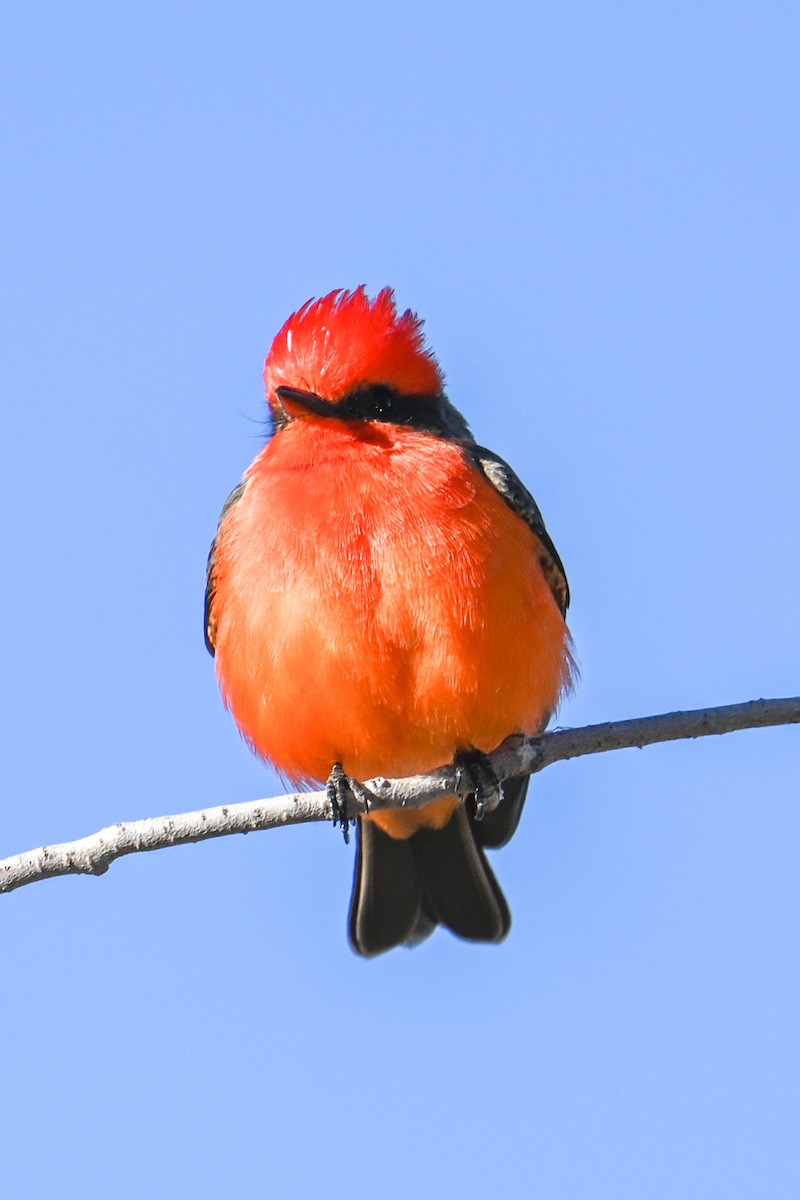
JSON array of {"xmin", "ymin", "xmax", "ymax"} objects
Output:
[{"xmin": 205, "ymin": 287, "xmax": 574, "ymax": 955}]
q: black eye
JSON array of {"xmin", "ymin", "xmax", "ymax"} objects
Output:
[
  {"xmin": 342, "ymin": 384, "xmax": 440, "ymax": 429},
  {"xmin": 367, "ymin": 386, "xmax": 394, "ymax": 419}
]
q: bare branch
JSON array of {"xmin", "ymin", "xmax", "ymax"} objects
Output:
[{"xmin": 2, "ymin": 697, "xmax": 797, "ymax": 895}]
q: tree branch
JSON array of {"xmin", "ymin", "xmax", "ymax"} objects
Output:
[{"xmin": 2, "ymin": 697, "xmax": 797, "ymax": 895}]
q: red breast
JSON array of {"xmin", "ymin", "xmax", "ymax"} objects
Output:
[{"xmin": 211, "ymin": 415, "xmax": 569, "ymax": 836}]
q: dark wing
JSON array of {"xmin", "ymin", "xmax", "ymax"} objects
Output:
[
  {"xmin": 468, "ymin": 444, "xmax": 570, "ymax": 616},
  {"xmin": 466, "ymin": 445, "xmax": 570, "ymax": 848},
  {"xmin": 204, "ymin": 480, "xmax": 247, "ymax": 656}
]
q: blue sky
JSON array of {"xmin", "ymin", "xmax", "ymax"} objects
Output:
[{"xmin": 2, "ymin": 2, "xmax": 798, "ymax": 1196}]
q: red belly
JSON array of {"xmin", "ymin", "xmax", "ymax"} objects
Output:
[{"xmin": 211, "ymin": 420, "xmax": 571, "ymax": 834}]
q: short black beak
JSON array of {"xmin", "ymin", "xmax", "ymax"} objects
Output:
[{"xmin": 275, "ymin": 385, "xmax": 337, "ymax": 418}]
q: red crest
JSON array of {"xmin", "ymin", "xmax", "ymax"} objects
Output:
[{"xmin": 264, "ymin": 287, "xmax": 444, "ymax": 406}]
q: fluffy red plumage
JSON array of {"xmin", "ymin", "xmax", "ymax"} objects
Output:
[
  {"xmin": 207, "ymin": 287, "xmax": 573, "ymax": 954},
  {"xmin": 264, "ymin": 286, "xmax": 443, "ymax": 408}
]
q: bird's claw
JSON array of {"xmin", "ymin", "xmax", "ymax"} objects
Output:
[
  {"xmin": 454, "ymin": 747, "xmax": 503, "ymax": 821},
  {"xmin": 326, "ymin": 762, "xmax": 371, "ymax": 845}
]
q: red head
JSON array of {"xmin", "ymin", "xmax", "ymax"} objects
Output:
[{"xmin": 264, "ymin": 287, "xmax": 444, "ymax": 412}]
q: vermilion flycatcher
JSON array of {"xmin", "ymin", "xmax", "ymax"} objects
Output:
[{"xmin": 205, "ymin": 288, "xmax": 573, "ymax": 955}]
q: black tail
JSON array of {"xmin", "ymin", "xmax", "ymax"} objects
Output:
[{"xmin": 348, "ymin": 802, "xmax": 515, "ymax": 957}]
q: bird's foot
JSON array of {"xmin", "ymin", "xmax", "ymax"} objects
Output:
[
  {"xmin": 326, "ymin": 762, "xmax": 372, "ymax": 845},
  {"xmin": 454, "ymin": 747, "xmax": 503, "ymax": 821}
]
